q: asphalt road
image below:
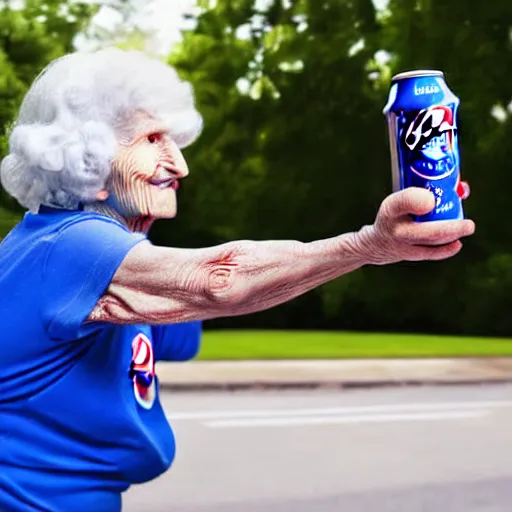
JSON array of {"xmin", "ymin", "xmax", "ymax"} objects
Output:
[{"xmin": 123, "ymin": 384, "xmax": 512, "ymax": 512}]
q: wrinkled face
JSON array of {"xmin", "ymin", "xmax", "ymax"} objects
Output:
[{"xmin": 109, "ymin": 111, "xmax": 189, "ymax": 219}]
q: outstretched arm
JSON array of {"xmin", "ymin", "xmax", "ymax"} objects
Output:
[{"xmin": 88, "ymin": 188, "xmax": 475, "ymax": 326}]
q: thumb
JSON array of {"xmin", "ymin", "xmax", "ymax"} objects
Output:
[{"xmin": 380, "ymin": 187, "xmax": 436, "ymax": 219}]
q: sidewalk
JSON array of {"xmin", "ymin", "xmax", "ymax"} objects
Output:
[{"xmin": 156, "ymin": 358, "xmax": 512, "ymax": 391}]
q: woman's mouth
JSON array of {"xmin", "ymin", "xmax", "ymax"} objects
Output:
[
  {"xmin": 148, "ymin": 177, "xmax": 179, "ymax": 190},
  {"xmin": 148, "ymin": 165, "xmax": 181, "ymax": 190}
]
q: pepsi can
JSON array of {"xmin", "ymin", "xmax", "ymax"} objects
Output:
[{"xmin": 383, "ymin": 70, "xmax": 468, "ymax": 221}]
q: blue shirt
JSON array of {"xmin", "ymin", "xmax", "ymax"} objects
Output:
[{"xmin": 0, "ymin": 207, "xmax": 202, "ymax": 512}]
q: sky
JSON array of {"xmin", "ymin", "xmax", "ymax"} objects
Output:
[
  {"xmin": 77, "ymin": 0, "xmax": 199, "ymax": 54},
  {"xmin": 81, "ymin": 0, "xmax": 390, "ymax": 56}
]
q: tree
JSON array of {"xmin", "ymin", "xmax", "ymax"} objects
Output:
[
  {"xmin": 164, "ymin": 0, "xmax": 395, "ymax": 329},
  {"xmin": 167, "ymin": 0, "xmax": 512, "ymax": 334},
  {"xmin": 0, "ymin": 0, "xmax": 98, "ymax": 229}
]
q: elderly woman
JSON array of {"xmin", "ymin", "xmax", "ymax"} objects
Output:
[{"xmin": 0, "ymin": 48, "xmax": 474, "ymax": 511}]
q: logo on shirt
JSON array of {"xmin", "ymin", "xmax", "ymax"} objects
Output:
[{"xmin": 130, "ymin": 333, "xmax": 156, "ymax": 410}]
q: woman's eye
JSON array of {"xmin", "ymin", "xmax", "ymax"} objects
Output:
[{"xmin": 147, "ymin": 133, "xmax": 161, "ymax": 144}]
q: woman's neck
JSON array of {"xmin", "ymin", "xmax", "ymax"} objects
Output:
[{"xmin": 84, "ymin": 202, "xmax": 155, "ymax": 234}]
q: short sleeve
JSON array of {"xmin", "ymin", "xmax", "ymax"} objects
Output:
[{"xmin": 41, "ymin": 217, "xmax": 146, "ymax": 341}]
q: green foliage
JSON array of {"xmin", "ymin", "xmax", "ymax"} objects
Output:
[
  {"xmin": 166, "ymin": 0, "xmax": 512, "ymax": 335},
  {"xmin": 0, "ymin": 0, "xmax": 98, "ymax": 219},
  {"xmin": 383, "ymin": 0, "xmax": 512, "ymax": 253},
  {"xmin": 166, "ymin": 0, "xmax": 387, "ymax": 246}
]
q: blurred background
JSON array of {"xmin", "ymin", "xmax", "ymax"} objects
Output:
[{"xmin": 1, "ymin": 0, "xmax": 511, "ymax": 352}]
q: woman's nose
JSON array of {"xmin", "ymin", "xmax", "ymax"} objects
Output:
[{"xmin": 167, "ymin": 140, "xmax": 189, "ymax": 178}]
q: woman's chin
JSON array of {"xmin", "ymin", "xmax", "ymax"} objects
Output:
[
  {"xmin": 151, "ymin": 203, "xmax": 177, "ymax": 219},
  {"xmin": 146, "ymin": 190, "xmax": 177, "ymax": 219}
]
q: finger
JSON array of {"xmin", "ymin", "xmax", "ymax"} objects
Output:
[
  {"xmin": 406, "ymin": 240, "xmax": 463, "ymax": 261},
  {"xmin": 380, "ymin": 188, "xmax": 436, "ymax": 220},
  {"xmin": 458, "ymin": 181, "xmax": 471, "ymax": 200},
  {"xmin": 395, "ymin": 219, "xmax": 475, "ymax": 246}
]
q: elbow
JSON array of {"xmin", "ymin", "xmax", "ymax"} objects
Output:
[
  {"xmin": 206, "ymin": 258, "xmax": 247, "ymax": 308},
  {"xmin": 172, "ymin": 321, "xmax": 202, "ymax": 361},
  {"xmin": 173, "ymin": 341, "xmax": 200, "ymax": 361},
  {"xmin": 203, "ymin": 241, "xmax": 259, "ymax": 308}
]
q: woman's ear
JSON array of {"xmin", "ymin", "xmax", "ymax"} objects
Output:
[{"xmin": 95, "ymin": 189, "xmax": 109, "ymax": 201}]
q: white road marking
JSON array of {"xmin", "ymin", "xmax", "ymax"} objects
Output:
[
  {"xmin": 166, "ymin": 400, "xmax": 512, "ymax": 421},
  {"xmin": 203, "ymin": 410, "xmax": 489, "ymax": 428}
]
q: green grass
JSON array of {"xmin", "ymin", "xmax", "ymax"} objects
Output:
[{"xmin": 197, "ymin": 330, "xmax": 512, "ymax": 360}]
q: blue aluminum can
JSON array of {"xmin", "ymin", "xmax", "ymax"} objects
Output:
[{"xmin": 383, "ymin": 70, "xmax": 466, "ymax": 221}]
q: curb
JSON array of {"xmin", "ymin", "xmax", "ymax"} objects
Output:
[
  {"xmin": 159, "ymin": 378, "xmax": 512, "ymax": 393},
  {"xmin": 155, "ymin": 358, "xmax": 512, "ymax": 393}
]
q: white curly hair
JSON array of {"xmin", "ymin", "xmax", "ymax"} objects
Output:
[{"xmin": 0, "ymin": 47, "xmax": 203, "ymax": 212}]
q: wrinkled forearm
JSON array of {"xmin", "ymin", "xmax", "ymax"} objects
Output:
[
  {"xmin": 89, "ymin": 231, "xmax": 372, "ymax": 325},
  {"xmin": 205, "ymin": 232, "xmax": 369, "ymax": 317}
]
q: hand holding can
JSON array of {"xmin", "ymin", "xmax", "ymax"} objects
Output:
[{"xmin": 357, "ymin": 187, "xmax": 475, "ymax": 265}]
